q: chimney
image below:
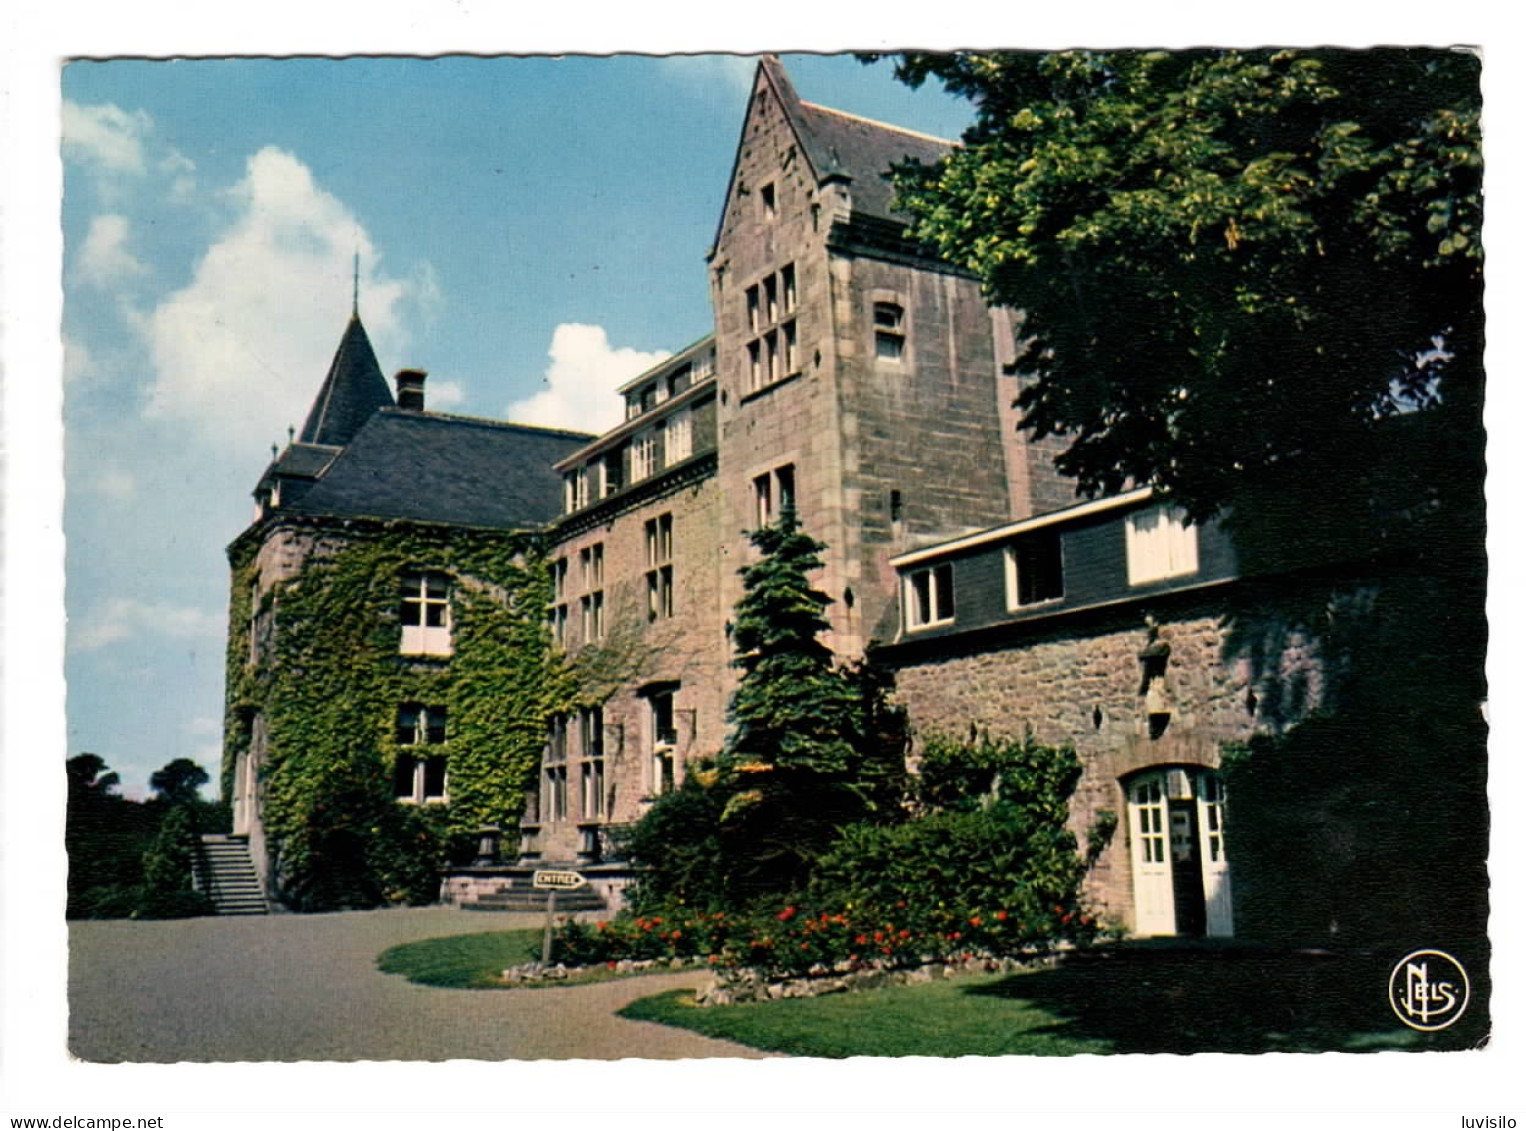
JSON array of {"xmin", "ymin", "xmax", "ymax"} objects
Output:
[{"xmin": 395, "ymin": 368, "xmax": 427, "ymax": 411}]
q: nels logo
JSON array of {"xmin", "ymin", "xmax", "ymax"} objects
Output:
[{"xmin": 1388, "ymin": 949, "xmax": 1470, "ymax": 1032}]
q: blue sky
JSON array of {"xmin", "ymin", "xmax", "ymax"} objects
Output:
[{"xmin": 59, "ymin": 54, "xmax": 980, "ymax": 797}]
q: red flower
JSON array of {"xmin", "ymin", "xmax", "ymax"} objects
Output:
[
  {"xmin": 777, "ymin": 906, "xmax": 797, "ymax": 921},
  {"xmin": 671, "ymin": 929, "xmax": 683, "ymax": 939},
  {"xmin": 1062, "ymin": 912, "xmax": 1073, "ymax": 924},
  {"xmin": 995, "ymin": 910, "xmax": 1008, "ymax": 922},
  {"xmin": 898, "ymin": 929, "xmax": 910, "ymax": 939},
  {"xmin": 606, "ymin": 960, "xmax": 616, "ymax": 969},
  {"xmin": 708, "ymin": 954, "xmax": 719, "ymax": 964},
  {"xmin": 873, "ymin": 931, "xmax": 885, "ymax": 942},
  {"xmin": 969, "ymin": 917, "xmax": 983, "ymax": 928},
  {"xmin": 856, "ymin": 934, "xmax": 868, "ymax": 945},
  {"xmin": 596, "ymin": 921, "xmax": 608, "ymax": 931},
  {"xmin": 951, "ymin": 931, "xmax": 963, "ymax": 941}
]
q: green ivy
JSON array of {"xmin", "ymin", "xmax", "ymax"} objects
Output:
[{"xmin": 223, "ymin": 523, "xmax": 578, "ymax": 910}]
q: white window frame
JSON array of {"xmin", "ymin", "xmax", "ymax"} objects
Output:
[
  {"xmin": 394, "ymin": 703, "xmax": 448, "ymax": 804},
  {"xmin": 544, "ymin": 715, "xmax": 570, "ymax": 823},
  {"xmin": 666, "ymin": 408, "xmax": 693, "ymax": 464},
  {"xmin": 753, "ymin": 463, "xmax": 796, "ymax": 529},
  {"xmin": 1126, "ymin": 505, "xmax": 1200, "ymax": 585},
  {"xmin": 579, "ymin": 707, "xmax": 607, "ymax": 820},
  {"xmin": 1005, "ymin": 531, "xmax": 1065, "ymax": 610},
  {"xmin": 400, "ymin": 571, "xmax": 452, "ymax": 655},
  {"xmin": 645, "ymin": 513, "xmax": 674, "ymax": 621},
  {"xmin": 631, "ymin": 430, "xmax": 657, "ymax": 483},
  {"xmin": 904, "ymin": 563, "xmax": 955, "ymax": 630},
  {"xmin": 649, "ymin": 690, "xmax": 677, "ymax": 796}
]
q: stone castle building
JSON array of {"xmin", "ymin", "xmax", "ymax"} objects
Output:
[{"xmin": 223, "ymin": 56, "xmax": 1449, "ymax": 937}]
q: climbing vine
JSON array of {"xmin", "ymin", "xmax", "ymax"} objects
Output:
[{"xmin": 223, "ymin": 521, "xmax": 577, "ymax": 910}]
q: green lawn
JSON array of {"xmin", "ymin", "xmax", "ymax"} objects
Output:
[
  {"xmin": 377, "ymin": 928, "xmax": 689, "ymax": 990},
  {"xmin": 620, "ymin": 975, "xmax": 1111, "ymax": 1057},
  {"xmin": 380, "ymin": 932, "xmax": 1481, "ymax": 1056},
  {"xmin": 377, "ymin": 929, "xmax": 543, "ymax": 988},
  {"xmin": 621, "ymin": 946, "xmax": 1469, "ymax": 1057}
]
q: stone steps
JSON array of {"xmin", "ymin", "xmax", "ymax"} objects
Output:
[
  {"xmin": 197, "ymin": 835, "xmax": 270, "ymax": 915},
  {"xmin": 460, "ymin": 887, "xmax": 607, "ymax": 913}
]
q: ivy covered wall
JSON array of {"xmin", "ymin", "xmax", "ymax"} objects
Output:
[{"xmin": 224, "ymin": 520, "xmax": 576, "ymax": 911}]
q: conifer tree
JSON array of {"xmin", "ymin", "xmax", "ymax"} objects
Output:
[{"xmin": 714, "ymin": 506, "xmax": 906, "ymax": 899}]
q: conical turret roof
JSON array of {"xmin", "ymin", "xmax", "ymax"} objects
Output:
[{"xmin": 297, "ymin": 315, "xmax": 395, "ymax": 446}]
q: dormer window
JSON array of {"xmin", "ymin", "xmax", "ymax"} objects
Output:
[
  {"xmin": 631, "ymin": 429, "xmax": 658, "ymax": 482},
  {"xmin": 565, "ymin": 468, "xmax": 591, "ymax": 514},
  {"xmin": 1007, "ymin": 531, "xmax": 1065, "ymax": 608},
  {"xmin": 905, "ymin": 563, "xmax": 954, "ymax": 630},
  {"xmin": 400, "ymin": 571, "xmax": 452, "ymax": 655},
  {"xmin": 667, "ymin": 409, "xmax": 692, "ymax": 464},
  {"xmin": 1126, "ymin": 505, "xmax": 1199, "ymax": 585}
]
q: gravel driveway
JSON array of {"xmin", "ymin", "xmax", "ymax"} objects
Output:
[{"xmin": 68, "ymin": 907, "xmax": 770, "ymax": 1062}]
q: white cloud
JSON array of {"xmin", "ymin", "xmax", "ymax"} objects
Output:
[
  {"xmin": 658, "ymin": 55, "xmax": 757, "ymax": 99},
  {"xmin": 143, "ymin": 147, "xmax": 417, "ymax": 450},
  {"xmin": 72, "ymin": 598, "xmax": 222, "ymax": 653},
  {"xmin": 160, "ymin": 149, "xmax": 198, "ymax": 201},
  {"xmin": 506, "ymin": 323, "xmax": 669, "ymax": 433},
  {"xmin": 427, "ymin": 379, "xmax": 466, "ymax": 411},
  {"xmin": 75, "ymin": 214, "xmax": 148, "ymax": 289},
  {"xmin": 62, "ymin": 101, "xmax": 153, "ymax": 176}
]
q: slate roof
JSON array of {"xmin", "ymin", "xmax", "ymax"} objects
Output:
[
  {"xmin": 282, "ymin": 409, "xmax": 594, "ymax": 530},
  {"xmin": 296, "ymin": 316, "xmax": 396, "ymax": 446},
  {"xmin": 760, "ymin": 55, "xmax": 954, "ymax": 226},
  {"xmin": 269, "ymin": 441, "xmax": 341, "ymax": 481},
  {"xmin": 793, "ymin": 100, "xmax": 952, "ymax": 224}
]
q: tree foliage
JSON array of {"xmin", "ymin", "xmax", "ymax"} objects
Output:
[
  {"xmin": 149, "ymin": 758, "xmax": 210, "ymax": 806},
  {"xmin": 811, "ymin": 732, "xmax": 1090, "ymax": 934},
  {"xmin": 224, "ymin": 527, "xmax": 574, "ymax": 911},
  {"xmin": 66, "ymin": 754, "xmax": 217, "ymax": 918},
  {"xmin": 880, "ymin": 49, "xmax": 1482, "ymax": 523},
  {"xmin": 626, "ymin": 510, "xmax": 908, "ymax": 909}
]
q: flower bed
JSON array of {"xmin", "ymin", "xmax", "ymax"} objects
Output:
[
  {"xmin": 495, "ymin": 947, "xmax": 1059, "ymax": 1004},
  {"xmin": 545, "ymin": 900, "xmax": 1108, "ymax": 995}
]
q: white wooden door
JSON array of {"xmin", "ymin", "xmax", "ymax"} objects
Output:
[
  {"xmin": 1196, "ymin": 771, "xmax": 1234, "ymax": 936},
  {"xmin": 1129, "ymin": 776, "xmax": 1176, "ymax": 935}
]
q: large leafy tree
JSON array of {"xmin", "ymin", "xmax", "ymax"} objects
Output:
[
  {"xmin": 879, "ymin": 50, "xmax": 1487, "ymax": 950},
  {"xmin": 880, "ymin": 49, "xmax": 1482, "ymax": 525}
]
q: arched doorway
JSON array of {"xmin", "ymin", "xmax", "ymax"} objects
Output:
[{"xmin": 1126, "ymin": 767, "xmax": 1233, "ymax": 937}]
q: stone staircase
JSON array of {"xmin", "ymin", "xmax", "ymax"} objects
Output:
[
  {"xmin": 196, "ymin": 834, "xmax": 270, "ymax": 915},
  {"xmin": 460, "ymin": 885, "xmax": 607, "ymax": 913}
]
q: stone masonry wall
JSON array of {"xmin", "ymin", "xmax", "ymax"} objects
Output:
[
  {"xmin": 891, "ymin": 588, "xmax": 1334, "ymax": 930},
  {"xmin": 543, "ymin": 473, "xmax": 727, "ymax": 861}
]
